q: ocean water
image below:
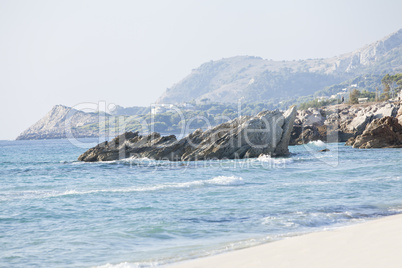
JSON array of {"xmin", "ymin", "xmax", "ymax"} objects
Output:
[{"xmin": 1, "ymin": 139, "xmax": 402, "ymax": 267}]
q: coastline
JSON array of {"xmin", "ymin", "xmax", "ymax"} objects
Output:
[{"xmin": 168, "ymin": 214, "xmax": 402, "ymax": 268}]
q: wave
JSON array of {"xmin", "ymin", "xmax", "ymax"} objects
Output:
[
  {"xmin": 307, "ymin": 140, "xmax": 326, "ymax": 147},
  {"xmin": 71, "ymin": 157, "xmax": 187, "ymax": 168},
  {"xmin": 0, "ymin": 176, "xmax": 244, "ymax": 201},
  {"xmin": 63, "ymin": 176, "xmax": 244, "ymax": 195},
  {"xmin": 261, "ymin": 210, "xmax": 360, "ymax": 229},
  {"xmin": 97, "ymin": 205, "xmax": 400, "ymax": 268},
  {"xmin": 96, "ymin": 206, "xmax": 400, "ymax": 268},
  {"xmin": 260, "ymin": 205, "xmax": 399, "ymax": 231},
  {"xmin": 75, "ymin": 155, "xmax": 295, "ymax": 169},
  {"xmin": 94, "ymin": 234, "xmax": 278, "ymax": 268}
]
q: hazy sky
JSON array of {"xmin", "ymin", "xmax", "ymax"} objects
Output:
[{"xmin": 1, "ymin": 0, "xmax": 402, "ymax": 140}]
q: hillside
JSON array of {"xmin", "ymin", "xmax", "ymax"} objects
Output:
[
  {"xmin": 16, "ymin": 29, "xmax": 402, "ymax": 140},
  {"xmin": 157, "ymin": 29, "xmax": 402, "ymax": 104},
  {"xmin": 16, "ymin": 102, "xmax": 276, "ymax": 140},
  {"xmin": 16, "ymin": 105, "xmax": 103, "ymax": 140}
]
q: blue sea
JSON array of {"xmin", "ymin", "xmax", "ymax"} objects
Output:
[{"xmin": 1, "ymin": 139, "xmax": 402, "ymax": 267}]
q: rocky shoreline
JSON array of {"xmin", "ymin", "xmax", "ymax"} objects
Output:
[
  {"xmin": 345, "ymin": 116, "xmax": 402, "ymax": 148},
  {"xmin": 290, "ymin": 101, "xmax": 402, "ymax": 148},
  {"xmin": 78, "ymin": 106, "xmax": 297, "ymax": 162},
  {"xmin": 17, "ymin": 101, "xmax": 402, "ymax": 155},
  {"xmin": 78, "ymin": 101, "xmax": 402, "ymax": 163}
]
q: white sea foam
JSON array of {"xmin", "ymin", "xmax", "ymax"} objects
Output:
[
  {"xmin": 2, "ymin": 176, "xmax": 244, "ymax": 201},
  {"xmin": 307, "ymin": 140, "xmax": 326, "ymax": 147},
  {"xmin": 94, "ymin": 233, "xmax": 277, "ymax": 268},
  {"xmin": 260, "ymin": 210, "xmax": 368, "ymax": 230},
  {"xmin": 94, "ymin": 232, "xmax": 288, "ymax": 268},
  {"xmin": 205, "ymin": 176, "xmax": 244, "ymax": 186}
]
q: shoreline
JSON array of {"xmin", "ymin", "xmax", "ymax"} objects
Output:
[{"xmin": 167, "ymin": 214, "xmax": 402, "ymax": 268}]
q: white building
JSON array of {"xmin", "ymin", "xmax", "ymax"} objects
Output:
[
  {"xmin": 316, "ymin": 96, "xmax": 328, "ymax": 102},
  {"xmin": 151, "ymin": 106, "xmax": 167, "ymax": 115},
  {"xmin": 151, "ymin": 103, "xmax": 195, "ymax": 115}
]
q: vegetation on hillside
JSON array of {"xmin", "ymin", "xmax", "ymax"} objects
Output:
[
  {"xmin": 76, "ymin": 102, "xmax": 282, "ymax": 134},
  {"xmin": 381, "ymin": 73, "xmax": 402, "ymax": 100},
  {"xmin": 159, "ymin": 29, "xmax": 402, "ymax": 105},
  {"xmin": 298, "ymin": 99, "xmax": 340, "ymax": 110},
  {"xmin": 349, "ymin": 89, "xmax": 360, "ymax": 104},
  {"xmin": 75, "ymin": 72, "xmax": 402, "ymax": 135},
  {"xmin": 297, "ymin": 73, "xmax": 402, "ymax": 108}
]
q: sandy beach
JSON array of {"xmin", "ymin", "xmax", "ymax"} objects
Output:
[{"xmin": 169, "ymin": 214, "xmax": 402, "ymax": 268}]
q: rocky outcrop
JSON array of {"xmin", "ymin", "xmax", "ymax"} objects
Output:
[
  {"xmin": 290, "ymin": 108, "xmax": 328, "ymax": 145},
  {"xmin": 16, "ymin": 104, "xmax": 149, "ymax": 140},
  {"xmin": 17, "ymin": 100, "xmax": 402, "ymax": 147},
  {"xmin": 397, "ymin": 105, "xmax": 402, "ymax": 125},
  {"xmin": 78, "ymin": 106, "xmax": 297, "ymax": 162},
  {"xmin": 290, "ymin": 125, "xmax": 328, "ymax": 145},
  {"xmin": 346, "ymin": 116, "xmax": 402, "ymax": 148},
  {"xmin": 290, "ymin": 101, "xmax": 402, "ymax": 145},
  {"xmin": 274, "ymin": 106, "xmax": 298, "ymax": 155}
]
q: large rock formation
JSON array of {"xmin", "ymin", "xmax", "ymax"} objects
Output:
[
  {"xmin": 290, "ymin": 101, "xmax": 402, "ymax": 145},
  {"xmin": 345, "ymin": 116, "xmax": 402, "ymax": 148},
  {"xmin": 290, "ymin": 108, "xmax": 328, "ymax": 145},
  {"xmin": 78, "ymin": 106, "xmax": 297, "ymax": 162}
]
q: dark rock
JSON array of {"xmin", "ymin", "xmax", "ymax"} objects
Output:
[
  {"xmin": 290, "ymin": 125, "xmax": 327, "ymax": 145},
  {"xmin": 348, "ymin": 116, "xmax": 402, "ymax": 148},
  {"xmin": 78, "ymin": 106, "xmax": 297, "ymax": 162}
]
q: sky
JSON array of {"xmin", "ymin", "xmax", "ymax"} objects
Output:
[{"xmin": 0, "ymin": 0, "xmax": 402, "ymax": 140}]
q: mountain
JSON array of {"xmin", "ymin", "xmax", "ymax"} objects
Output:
[
  {"xmin": 16, "ymin": 29, "xmax": 402, "ymax": 140},
  {"xmin": 157, "ymin": 29, "xmax": 402, "ymax": 104},
  {"xmin": 16, "ymin": 105, "xmax": 102, "ymax": 140}
]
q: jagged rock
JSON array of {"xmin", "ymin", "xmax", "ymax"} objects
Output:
[
  {"xmin": 397, "ymin": 105, "xmax": 402, "ymax": 125},
  {"xmin": 372, "ymin": 103, "xmax": 397, "ymax": 119},
  {"xmin": 295, "ymin": 108, "xmax": 325, "ymax": 126},
  {"xmin": 291, "ymin": 101, "xmax": 402, "ymax": 144},
  {"xmin": 290, "ymin": 108, "xmax": 327, "ymax": 145},
  {"xmin": 290, "ymin": 125, "xmax": 327, "ymax": 145},
  {"xmin": 346, "ymin": 111, "xmax": 373, "ymax": 135},
  {"xmin": 274, "ymin": 106, "xmax": 298, "ymax": 155},
  {"xmin": 347, "ymin": 116, "xmax": 402, "ymax": 148},
  {"xmin": 78, "ymin": 106, "xmax": 297, "ymax": 162}
]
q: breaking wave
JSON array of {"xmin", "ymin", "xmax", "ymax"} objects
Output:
[
  {"xmin": 307, "ymin": 140, "xmax": 326, "ymax": 147},
  {"xmin": 0, "ymin": 176, "xmax": 244, "ymax": 201}
]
